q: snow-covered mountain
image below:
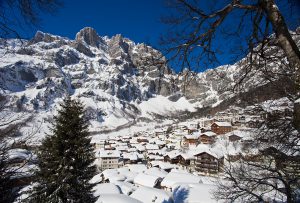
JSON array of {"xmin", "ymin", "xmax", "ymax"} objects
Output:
[{"xmin": 0, "ymin": 27, "xmax": 298, "ymax": 140}]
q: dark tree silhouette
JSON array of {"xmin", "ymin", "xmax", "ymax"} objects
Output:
[{"xmin": 28, "ymin": 97, "xmax": 96, "ymax": 203}]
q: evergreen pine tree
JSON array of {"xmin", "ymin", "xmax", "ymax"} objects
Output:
[{"xmin": 28, "ymin": 97, "xmax": 96, "ymax": 203}]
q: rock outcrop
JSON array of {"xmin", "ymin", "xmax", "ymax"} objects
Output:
[{"xmin": 75, "ymin": 27, "xmax": 105, "ymax": 48}]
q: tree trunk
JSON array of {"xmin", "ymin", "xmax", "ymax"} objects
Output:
[
  {"xmin": 283, "ymin": 180, "xmax": 294, "ymax": 203},
  {"xmin": 260, "ymin": 0, "xmax": 300, "ymax": 130}
]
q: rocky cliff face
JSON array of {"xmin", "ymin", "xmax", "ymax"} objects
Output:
[
  {"xmin": 0, "ymin": 28, "xmax": 185, "ymax": 133},
  {"xmin": 75, "ymin": 27, "xmax": 105, "ymax": 48},
  {"xmin": 0, "ymin": 27, "xmax": 178, "ymax": 100},
  {"xmin": 0, "ymin": 27, "xmax": 297, "ymax": 133}
]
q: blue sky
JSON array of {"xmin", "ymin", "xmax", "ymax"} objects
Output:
[
  {"xmin": 19, "ymin": 0, "xmax": 167, "ymax": 45},
  {"xmin": 13, "ymin": 0, "xmax": 300, "ymax": 72}
]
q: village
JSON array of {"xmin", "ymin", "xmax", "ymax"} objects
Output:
[
  {"xmin": 88, "ymin": 104, "xmax": 268, "ymax": 202},
  {"xmin": 8, "ymin": 98, "xmax": 291, "ymax": 202},
  {"xmin": 6, "ymin": 98, "xmax": 292, "ymax": 202}
]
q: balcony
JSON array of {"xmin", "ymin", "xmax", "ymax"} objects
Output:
[
  {"xmin": 195, "ymin": 160, "xmax": 218, "ymax": 165},
  {"xmin": 196, "ymin": 164, "xmax": 218, "ymax": 169}
]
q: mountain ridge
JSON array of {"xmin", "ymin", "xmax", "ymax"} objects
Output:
[{"xmin": 0, "ymin": 27, "xmax": 298, "ymax": 140}]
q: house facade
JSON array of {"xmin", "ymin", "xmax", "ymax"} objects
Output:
[
  {"xmin": 182, "ymin": 134, "xmax": 200, "ymax": 148},
  {"xmin": 194, "ymin": 152, "xmax": 224, "ymax": 175},
  {"xmin": 199, "ymin": 131, "xmax": 216, "ymax": 144},
  {"xmin": 211, "ymin": 122, "xmax": 233, "ymax": 135},
  {"xmin": 96, "ymin": 150, "xmax": 121, "ymax": 171},
  {"xmin": 229, "ymin": 134, "xmax": 242, "ymax": 142}
]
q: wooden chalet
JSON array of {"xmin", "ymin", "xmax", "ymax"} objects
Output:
[
  {"xmin": 164, "ymin": 154, "xmax": 180, "ymax": 164},
  {"xmin": 194, "ymin": 151, "xmax": 224, "ymax": 174},
  {"xmin": 211, "ymin": 122, "xmax": 233, "ymax": 135},
  {"xmin": 199, "ymin": 131, "xmax": 216, "ymax": 144},
  {"xmin": 177, "ymin": 154, "xmax": 194, "ymax": 167},
  {"xmin": 182, "ymin": 134, "xmax": 200, "ymax": 147},
  {"xmin": 228, "ymin": 134, "xmax": 242, "ymax": 142}
]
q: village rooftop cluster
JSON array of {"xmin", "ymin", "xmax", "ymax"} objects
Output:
[{"xmin": 87, "ymin": 104, "xmax": 273, "ymax": 202}]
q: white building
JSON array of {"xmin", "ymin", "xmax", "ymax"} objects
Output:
[{"xmin": 96, "ymin": 150, "xmax": 121, "ymax": 170}]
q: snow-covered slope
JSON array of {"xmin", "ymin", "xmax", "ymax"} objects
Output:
[{"xmin": 0, "ymin": 28, "xmax": 198, "ymax": 138}]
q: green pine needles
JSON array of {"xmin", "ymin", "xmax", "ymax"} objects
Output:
[{"xmin": 28, "ymin": 97, "xmax": 97, "ymax": 203}]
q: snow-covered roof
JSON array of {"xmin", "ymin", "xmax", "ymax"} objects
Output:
[
  {"xmin": 90, "ymin": 174, "xmax": 102, "ymax": 184},
  {"xmin": 161, "ymin": 171, "xmax": 202, "ymax": 189},
  {"xmin": 128, "ymin": 147, "xmax": 137, "ymax": 152},
  {"xmin": 102, "ymin": 168, "xmax": 118, "ymax": 177},
  {"xmin": 146, "ymin": 144, "xmax": 160, "ymax": 150},
  {"xmin": 117, "ymin": 167, "xmax": 130, "ymax": 174},
  {"xmin": 172, "ymin": 183, "xmax": 217, "ymax": 203},
  {"xmin": 93, "ymin": 183, "xmax": 121, "ymax": 196},
  {"xmin": 130, "ymin": 186, "xmax": 172, "ymax": 203},
  {"xmin": 148, "ymin": 149, "xmax": 164, "ymax": 155},
  {"xmin": 97, "ymin": 150, "xmax": 120, "ymax": 158},
  {"xmin": 127, "ymin": 164, "xmax": 147, "ymax": 173},
  {"xmin": 184, "ymin": 133, "xmax": 200, "ymax": 139},
  {"xmin": 101, "ymin": 167, "xmax": 138, "ymax": 183},
  {"xmin": 102, "ymin": 169, "xmax": 127, "ymax": 182},
  {"xmin": 144, "ymin": 167, "xmax": 168, "ymax": 179},
  {"xmin": 96, "ymin": 194, "xmax": 142, "ymax": 203},
  {"xmin": 109, "ymin": 174, "xmax": 127, "ymax": 183},
  {"xmin": 201, "ymin": 131, "xmax": 217, "ymax": 137},
  {"xmin": 155, "ymin": 140, "xmax": 166, "ymax": 145},
  {"xmin": 134, "ymin": 173, "xmax": 161, "ymax": 188},
  {"xmin": 173, "ymin": 129, "xmax": 189, "ymax": 135},
  {"xmin": 113, "ymin": 181, "xmax": 137, "ymax": 195},
  {"xmin": 130, "ymin": 139, "xmax": 139, "ymax": 144},
  {"xmin": 154, "ymin": 129, "xmax": 165, "ymax": 133},
  {"xmin": 179, "ymin": 153, "xmax": 195, "ymax": 160},
  {"xmin": 123, "ymin": 135, "xmax": 131, "ymax": 139},
  {"xmin": 123, "ymin": 152, "xmax": 139, "ymax": 161},
  {"xmin": 213, "ymin": 122, "xmax": 232, "ymax": 127},
  {"xmin": 134, "ymin": 144, "xmax": 146, "ymax": 151},
  {"xmin": 227, "ymin": 130, "xmax": 252, "ymax": 139},
  {"xmin": 91, "ymin": 139, "xmax": 105, "ymax": 144},
  {"xmin": 165, "ymin": 150, "xmax": 181, "ymax": 159},
  {"xmin": 150, "ymin": 161, "xmax": 177, "ymax": 170},
  {"xmin": 116, "ymin": 145, "xmax": 129, "ymax": 151},
  {"xmin": 192, "ymin": 146, "xmax": 224, "ymax": 159},
  {"xmin": 188, "ymin": 122, "xmax": 199, "ymax": 125},
  {"xmin": 137, "ymin": 136, "xmax": 148, "ymax": 140},
  {"xmin": 148, "ymin": 154, "xmax": 164, "ymax": 160}
]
